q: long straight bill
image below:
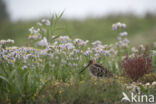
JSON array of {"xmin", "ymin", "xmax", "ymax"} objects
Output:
[{"xmin": 79, "ymin": 64, "xmax": 90, "ymax": 74}]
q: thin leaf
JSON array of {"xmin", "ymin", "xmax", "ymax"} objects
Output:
[{"xmin": 0, "ymin": 75, "xmax": 9, "ymax": 83}]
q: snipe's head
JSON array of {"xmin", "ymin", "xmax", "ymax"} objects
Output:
[
  {"xmin": 79, "ymin": 60, "xmax": 96, "ymax": 74},
  {"xmin": 88, "ymin": 60, "xmax": 96, "ymax": 65}
]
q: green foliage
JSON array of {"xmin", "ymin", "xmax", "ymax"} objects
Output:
[
  {"xmin": 0, "ymin": 14, "xmax": 156, "ymax": 104},
  {"xmin": 36, "ymin": 78, "xmax": 126, "ymax": 104},
  {"xmin": 1, "ymin": 15, "xmax": 156, "ymax": 46},
  {"xmin": 138, "ymin": 73, "xmax": 156, "ymax": 84}
]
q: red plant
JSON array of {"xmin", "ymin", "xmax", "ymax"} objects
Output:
[{"xmin": 121, "ymin": 53, "xmax": 152, "ymax": 81}]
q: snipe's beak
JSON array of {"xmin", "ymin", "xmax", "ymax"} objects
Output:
[{"xmin": 79, "ymin": 63, "xmax": 90, "ymax": 74}]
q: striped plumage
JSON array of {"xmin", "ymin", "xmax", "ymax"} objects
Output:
[{"xmin": 80, "ymin": 60, "xmax": 113, "ymax": 77}]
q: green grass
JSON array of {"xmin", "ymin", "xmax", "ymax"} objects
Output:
[{"xmin": 1, "ymin": 15, "xmax": 156, "ymax": 46}]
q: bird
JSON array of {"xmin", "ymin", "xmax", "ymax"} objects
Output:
[{"xmin": 79, "ymin": 60, "xmax": 113, "ymax": 77}]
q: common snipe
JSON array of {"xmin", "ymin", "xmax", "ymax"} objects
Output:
[{"xmin": 80, "ymin": 60, "xmax": 113, "ymax": 77}]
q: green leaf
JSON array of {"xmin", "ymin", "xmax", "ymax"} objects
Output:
[{"xmin": 0, "ymin": 75, "xmax": 9, "ymax": 83}]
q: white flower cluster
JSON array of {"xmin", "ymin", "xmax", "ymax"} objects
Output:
[
  {"xmin": 131, "ymin": 45, "xmax": 145, "ymax": 53},
  {"xmin": 91, "ymin": 42, "xmax": 117, "ymax": 58},
  {"xmin": 116, "ymin": 38, "xmax": 130, "ymax": 48},
  {"xmin": 41, "ymin": 19, "xmax": 51, "ymax": 26},
  {"xmin": 0, "ymin": 39, "xmax": 14, "ymax": 49},
  {"xmin": 57, "ymin": 36, "xmax": 72, "ymax": 44},
  {"xmin": 0, "ymin": 39, "xmax": 14, "ymax": 45},
  {"xmin": 112, "ymin": 22, "xmax": 126, "ymax": 31},
  {"xmin": 139, "ymin": 44, "xmax": 145, "ymax": 51},
  {"xmin": 74, "ymin": 38, "xmax": 89, "ymax": 46},
  {"xmin": 114, "ymin": 22, "xmax": 129, "ymax": 48},
  {"xmin": 131, "ymin": 47, "xmax": 138, "ymax": 53},
  {"xmin": 37, "ymin": 37, "xmax": 48, "ymax": 47},
  {"xmin": 28, "ymin": 18, "xmax": 51, "ymax": 48},
  {"xmin": 84, "ymin": 49, "xmax": 92, "ymax": 56},
  {"xmin": 120, "ymin": 32, "xmax": 128, "ymax": 37},
  {"xmin": 91, "ymin": 40, "xmax": 102, "ymax": 47},
  {"xmin": 28, "ymin": 27, "xmax": 42, "ymax": 40}
]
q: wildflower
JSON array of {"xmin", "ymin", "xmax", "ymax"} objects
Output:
[
  {"xmin": 0, "ymin": 39, "xmax": 14, "ymax": 45},
  {"xmin": 41, "ymin": 19, "xmax": 46, "ymax": 22},
  {"xmin": 123, "ymin": 38, "xmax": 129, "ymax": 44},
  {"xmin": 112, "ymin": 22, "xmax": 126, "ymax": 30},
  {"xmin": 139, "ymin": 44, "xmax": 145, "ymax": 51},
  {"xmin": 121, "ymin": 23, "xmax": 126, "ymax": 28},
  {"xmin": 65, "ymin": 43, "xmax": 75, "ymax": 50},
  {"xmin": 112, "ymin": 22, "xmax": 122, "ymax": 30},
  {"xmin": 93, "ymin": 53, "xmax": 100, "ymax": 60},
  {"xmin": 37, "ymin": 37, "xmax": 48, "ymax": 47},
  {"xmin": 29, "ymin": 27, "xmax": 35, "ymax": 34},
  {"xmin": 45, "ymin": 20, "xmax": 51, "ymax": 26},
  {"xmin": 7, "ymin": 39, "xmax": 14, "ymax": 44},
  {"xmin": 73, "ymin": 63, "xmax": 78, "ymax": 67},
  {"xmin": 74, "ymin": 38, "xmax": 87, "ymax": 46},
  {"xmin": 37, "ymin": 22, "xmax": 42, "ymax": 26},
  {"xmin": 129, "ymin": 53, "xmax": 135, "ymax": 58},
  {"xmin": 58, "ymin": 44, "xmax": 66, "ymax": 50},
  {"xmin": 10, "ymin": 59, "xmax": 15, "ymax": 64},
  {"xmin": 120, "ymin": 32, "xmax": 128, "ymax": 37},
  {"xmin": 84, "ymin": 40, "xmax": 89, "ymax": 46},
  {"xmin": 83, "ymin": 64, "xmax": 87, "ymax": 67},
  {"xmin": 0, "ymin": 40, "xmax": 6, "ymax": 45},
  {"xmin": 61, "ymin": 59, "xmax": 67, "ymax": 64},
  {"xmin": 28, "ymin": 27, "xmax": 41, "ymax": 40},
  {"xmin": 3, "ymin": 55, "xmax": 8, "ymax": 60},
  {"xmin": 84, "ymin": 49, "xmax": 92, "ymax": 56},
  {"xmin": 41, "ymin": 19, "xmax": 51, "ymax": 26},
  {"xmin": 73, "ymin": 49, "xmax": 80, "ymax": 54},
  {"xmin": 112, "ymin": 24, "xmax": 118, "ymax": 31},
  {"xmin": 92, "ymin": 40, "xmax": 102, "ymax": 47},
  {"xmin": 58, "ymin": 36, "xmax": 71, "ymax": 43},
  {"xmin": 116, "ymin": 41, "xmax": 128, "ymax": 48},
  {"xmin": 117, "ymin": 37, "xmax": 122, "ymax": 40},
  {"xmin": 74, "ymin": 38, "xmax": 82, "ymax": 43},
  {"xmin": 68, "ymin": 63, "xmax": 72, "ymax": 67},
  {"xmin": 96, "ymin": 48, "xmax": 105, "ymax": 55},
  {"xmin": 22, "ymin": 65, "xmax": 28, "ymax": 70},
  {"xmin": 51, "ymin": 35, "xmax": 59, "ymax": 40},
  {"xmin": 131, "ymin": 47, "xmax": 138, "ymax": 53},
  {"xmin": 29, "ymin": 34, "xmax": 39, "ymax": 40}
]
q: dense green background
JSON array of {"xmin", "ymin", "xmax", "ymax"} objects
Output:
[
  {"xmin": 0, "ymin": 14, "xmax": 156, "ymax": 47},
  {"xmin": 1, "ymin": 13, "xmax": 156, "ymax": 104}
]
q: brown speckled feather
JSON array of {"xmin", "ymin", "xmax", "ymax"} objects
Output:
[
  {"xmin": 80, "ymin": 60, "xmax": 113, "ymax": 78},
  {"xmin": 89, "ymin": 63, "xmax": 113, "ymax": 77}
]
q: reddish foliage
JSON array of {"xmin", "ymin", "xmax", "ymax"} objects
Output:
[{"xmin": 121, "ymin": 53, "xmax": 152, "ymax": 81}]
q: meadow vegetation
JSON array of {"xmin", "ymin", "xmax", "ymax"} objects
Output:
[
  {"xmin": 0, "ymin": 14, "xmax": 156, "ymax": 104},
  {"xmin": 1, "ymin": 14, "xmax": 156, "ymax": 46}
]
